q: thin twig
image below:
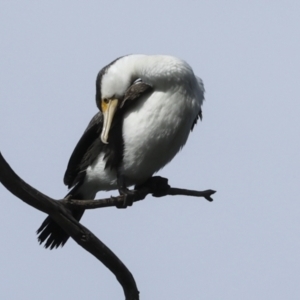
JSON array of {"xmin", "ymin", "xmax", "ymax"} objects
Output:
[{"xmin": 60, "ymin": 188, "xmax": 216, "ymax": 210}]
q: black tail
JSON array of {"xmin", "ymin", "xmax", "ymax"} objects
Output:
[{"xmin": 36, "ymin": 189, "xmax": 85, "ymax": 249}]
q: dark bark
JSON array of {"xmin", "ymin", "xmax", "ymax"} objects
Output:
[
  {"xmin": 0, "ymin": 151, "xmax": 216, "ymax": 299},
  {"xmin": 0, "ymin": 152, "xmax": 139, "ymax": 300},
  {"xmin": 60, "ymin": 188, "xmax": 215, "ymax": 209}
]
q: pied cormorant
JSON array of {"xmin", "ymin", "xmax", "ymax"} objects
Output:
[{"xmin": 37, "ymin": 54, "xmax": 205, "ymax": 249}]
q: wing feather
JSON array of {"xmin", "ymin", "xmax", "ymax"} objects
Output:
[{"xmin": 63, "ymin": 112, "xmax": 103, "ymax": 188}]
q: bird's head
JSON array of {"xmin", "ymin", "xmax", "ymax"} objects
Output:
[{"xmin": 95, "ymin": 55, "xmax": 152, "ymax": 144}]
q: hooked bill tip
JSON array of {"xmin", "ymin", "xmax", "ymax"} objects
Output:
[{"xmin": 100, "ymin": 134, "xmax": 109, "ymax": 144}]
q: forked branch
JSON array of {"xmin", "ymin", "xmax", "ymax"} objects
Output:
[
  {"xmin": 0, "ymin": 151, "xmax": 216, "ymax": 300},
  {"xmin": 0, "ymin": 152, "xmax": 139, "ymax": 300}
]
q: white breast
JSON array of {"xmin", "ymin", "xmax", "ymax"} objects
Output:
[
  {"xmin": 84, "ymin": 88, "xmax": 199, "ymax": 193},
  {"xmin": 121, "ymin": 88, "xmax": 199, "ymax": 186}
]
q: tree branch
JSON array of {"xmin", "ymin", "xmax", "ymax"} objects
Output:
[
  {"xmin": 0, "ymin": 152, "xmax": 139, "ymax": 300},
  {"xmin": 60, "ymin": 187, "xmax": 215, "ymax": 210},
  {"xmin": 0, "ymin": 151, "xmax": 216, "ymax": 299}
]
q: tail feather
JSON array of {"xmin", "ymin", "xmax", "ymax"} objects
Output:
[{"xmin": 37, "ymin": 188, "xmax": 86, "ymax": 249}]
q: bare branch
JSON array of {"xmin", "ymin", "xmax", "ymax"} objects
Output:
[
  {"xmin": 0, "ymin": 151, "xmax": 216, "ymax": 299},
  {"xmin": 60, "ymin": 187, "xmax": 216, "ymax": 210},
  {"xmin": 0, "ymin": 152, "xmax": 139, "ymax": 300}
]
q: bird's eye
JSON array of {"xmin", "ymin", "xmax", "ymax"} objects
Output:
[{"xmin": 103, "ymin": 98, "xmax": 109, "ymax": 103}]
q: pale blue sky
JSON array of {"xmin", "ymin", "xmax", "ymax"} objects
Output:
[{"xmin": 1, "ymin": 1, "xmax": 300, "ymax": 299}]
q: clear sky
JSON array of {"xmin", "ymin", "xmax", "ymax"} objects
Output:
[{"xmin": 1, "ymin": 1, "xmax": 299, "ymax": 299}]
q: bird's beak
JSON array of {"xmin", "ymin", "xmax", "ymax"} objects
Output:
[{"xmin": 100, "ymin": 98, "xmax": 119, "ymax": 144}]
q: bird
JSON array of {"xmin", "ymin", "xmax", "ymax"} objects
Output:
[{"xmin": 37, "ymin": 54, "xmax": 205, "ymax": 249}]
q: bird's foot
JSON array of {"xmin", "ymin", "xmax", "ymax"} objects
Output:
[
  {"xmin": 135, "ymin": 176, "xmax": 170, "ymax": 197},
  {"xmin": 115, "ymin": 176, "xmax": 171, "ymax": 208},
  {"xmin": 116, "ymin": 188, "xmax": 138, "ymax": 209}
]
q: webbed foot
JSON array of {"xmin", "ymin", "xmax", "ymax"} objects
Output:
[{"xmin": 135, "ymin": 176, "xmax": 170, "ymax": 197}]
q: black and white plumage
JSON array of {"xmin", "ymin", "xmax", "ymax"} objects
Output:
[{"xmin": 37, "ymin": 54, "xmax": 205, "ymax": 249}]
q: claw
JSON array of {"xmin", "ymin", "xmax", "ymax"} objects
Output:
[{"xmin": 116, "ymin": 188, "xmax": 137, "ymax": 208}]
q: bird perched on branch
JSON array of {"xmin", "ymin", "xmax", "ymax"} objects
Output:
[{"xmin": 37, "ymin": 54, "xmax": 205, "ymax": 249}]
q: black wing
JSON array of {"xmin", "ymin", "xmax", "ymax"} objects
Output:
[
  {"xmin": 191, "ymin": 109, "xmax": 202, "ymax": 131},
  {"xmin": 191, "ymin": 76, "xmax": 205, "ymax": 131},
  {"xmin": 63, "ymin": 112, "xmax": 103, "ymax": 188}
]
